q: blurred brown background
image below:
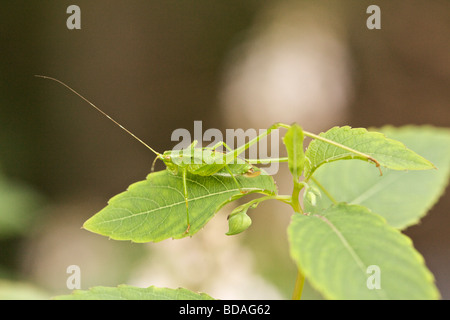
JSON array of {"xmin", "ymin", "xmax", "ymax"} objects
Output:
[{"xmin": 0, "ymin": 0, "xmax": 449, "ymax": 299}]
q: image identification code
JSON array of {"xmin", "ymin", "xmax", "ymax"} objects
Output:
[{"xmin": 179, "ymin": 304, "xmax": 271, "ymax": 317}]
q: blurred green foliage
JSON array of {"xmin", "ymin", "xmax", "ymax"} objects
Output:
[{"xmin": 0, "ymin": 168, "xmax": 44, "ymax": 239}]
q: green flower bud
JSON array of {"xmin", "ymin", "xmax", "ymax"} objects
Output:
[{"xmin": 226, "ymin": 208, "xmax": 252, "ymax": 236}]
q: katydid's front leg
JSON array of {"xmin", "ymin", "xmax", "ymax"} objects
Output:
[
  {"xmin": 181, "ymin": 168, "xmax": 191, "ymax": 234},
  {"xmin": 211, "ymin": 142, "xmax": 246, "ymax": 192},
  {"xmin": 223, "ymin": 164, "xmax": 247, "ymax": 194}
]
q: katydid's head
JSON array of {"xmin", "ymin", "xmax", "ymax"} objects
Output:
[
  {"xmin": 154, "ymin": 150, "xmax": 188, "ymax": 175},
  {"xmin": 161, "ymin": 149, "xmax": 185, "ymax": 169},
  {"xmin": 162, "ymin": 158, "xmax": 178, "ymax": 175}
]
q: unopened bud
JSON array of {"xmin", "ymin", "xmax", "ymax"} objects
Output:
[{"xmin": 226, "ymin": 208, "xmax": 252, "ymax": 236}]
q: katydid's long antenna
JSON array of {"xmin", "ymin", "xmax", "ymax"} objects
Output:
[{"xmin": 35, "ymin": 75, "xmax": 161, "ymax": 157}]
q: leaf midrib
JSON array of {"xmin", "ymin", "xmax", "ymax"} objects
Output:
[
  {"xmin": 90, "ymin": 185, "xmax": 268, "ymax": 226},
  {"xmin": 349, "ymin": 171, "xmax": 403, "ymax": 205},
  {"xmin": 313, "ymin": 213, "xmax": 388, "ymax": 299}
]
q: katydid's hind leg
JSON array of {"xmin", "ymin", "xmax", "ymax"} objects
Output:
[
  {"xmin": 215, "ymin": 141, "xmax": 233, "ymax": 152},
  {"xmin": 211, "ymin": 141, "xmax": 244, "ymax": 165},
  {"xmin": 224, "ymin": 122, "xmax": 286, "ymax": 165},
  {"xmin": 224, "ymin": 164, "xmax": 247, "ymax": 194},
  {"xmin": 206, "ymin": 141, "xmax": 233, "ymax": 153},
  {"xmin": 182, "ymin": 169, "xmax": 191, "ymax": 234}
]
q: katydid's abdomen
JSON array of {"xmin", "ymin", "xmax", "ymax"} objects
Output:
[{"xmin": 164, "ymin": 148, "xmax": 254, "ymax": 177}]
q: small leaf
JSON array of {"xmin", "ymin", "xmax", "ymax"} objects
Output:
[
  {"xmin": 283, "ymin": 124, "xmax": 305, "ymax": 181},
  {"xmin": 83, "ymin": 167, "xmax": 277, "ymax": 242},
  {"xmin": 307, "ymin": 126, "xmax": 450, "ymax": 229},
  {"xmin": 304, "ymin": 126, "xmax": 435, "ymax": 178},
  {"xmin": 303, "ymin": 185, "xmax": 321, "ymax": 207},
  {"xmin": 54, "ymin": 285, "xmax": 215, "ymax": 300},
  {"xmin": 288, "ymin": 203, "xmax": 440, "ymax": 299}
]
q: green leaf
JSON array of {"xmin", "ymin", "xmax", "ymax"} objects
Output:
[
  {"xmin": 288, "ymin": 203, "xmax": 440, "ymax": 300},
  {"xmin": 307, "ymin": 126, "xmax": 450, "ymax": 229},
  {"xmin": 304, "ymin": 126, "xmax": 435, "ymax": 178},
  {"xmin": 83, "ymin": 167, "xmax": 277, "ymax": 242},
  {"xmin": 283, "ymin": 124, "xmax": 305, "ymax": 181},
  {"xmin": 54, "ymin": 285, "xmax": 214, "ymax": 300}
]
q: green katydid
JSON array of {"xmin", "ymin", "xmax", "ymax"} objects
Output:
[
  {"xmin": 35, "ymin": 75, "xmax": 381, "ymax": 234},
  {"xmin": 35, "ymin": 76, "xmax": 287, "ymax": 234}
]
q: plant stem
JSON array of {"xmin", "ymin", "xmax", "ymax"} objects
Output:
[
  {"xmin": 274, "ymin": 195, "xmax": 293, "ymax": 204},
  {"xmin": 291, "ymin": 181, "xmax": 303, "ymax": 214},
  {"xmin": 292, "ymin": 268, "xmax": 306, "ymax": 300},
  {"xmin": 244, "ymin": 195, "xmax": 289, "ymax": 208},
  {"xmin": 291, "ymin": 179, "xmax": 306, "ymax": 299}
]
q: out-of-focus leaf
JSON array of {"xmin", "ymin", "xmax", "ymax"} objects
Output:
[
  {"xmin": 0, "ymin": 172, "xmax": 43, "ymax": 238},
  {"xmin": 54, "ymin": 285, "xmax": 214, "ymax": 300},
  {"xmin": 288, "ymin": 203, "xmax": 439, "ymax": 299}
]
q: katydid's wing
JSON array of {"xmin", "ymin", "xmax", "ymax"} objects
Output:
[
  {"xmin": 83, "ymin": 167, "xmax": 276, "ymax": 242},
  {"xmin": 213, "ymin": 158, "xmax": 254, "ymax": 177}
]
